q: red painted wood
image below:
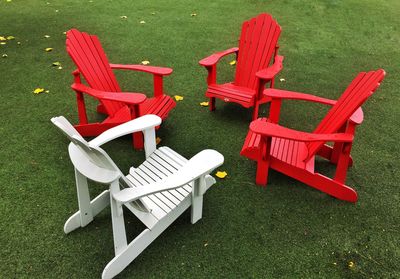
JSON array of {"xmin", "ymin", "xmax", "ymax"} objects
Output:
[
  {"xmin": 240, "ymin": 70, "xmax": 386, "ymax": 202},
  {"xmin": 65, "ymin": 29, "xmax": 176, "ymax": 149},
  {"xmin": 199, "ymin": 14, "xmax": 283, "ymax": 119}
]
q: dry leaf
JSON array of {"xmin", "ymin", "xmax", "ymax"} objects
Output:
[
  {"xmin": 6, "ymin": 36, "xmax": 15, "ymax": 40},
  {"xmin": 151, "ymin": 12, "xmax": 156, "ymax": 15},
  {"xmin": 0, "ymin": 42, "xmax": 6, "ymax": 45},
  {"xmin": 279, "ymin": 78, "xmax": 285, "ymax": 82},
  {"xmin": 191, "ymin": 13, "xmax": 197, "ymax": 16},
  {"xmin": 45, "ymin": 47, "xmax": 53, "ymax": 52},
  {"xmin": 33, "ymin": 88, "xmax": 45, "ymax": 94},
  {"xmin": 44, "ymin": 35, "xmax": 51, "ymax": 38},
  {"xmin": 6, "ymin": 0, "xmax": 12, "ymax": 2},
  {"xmin": 57, "ymin": 66, "xmax": 63, "ymax": 70},
  {"xmin": 348, "ymin": 261, "xmax": 355, "ymax": 269},
  {"xmin": 229, "ymin": 60, "xmax": 236, "ymax": 66},
  {"xmin": 55, "ymin": 9, "xmax": 59, "ymax": 12},
  {"xmin": 141, "ymin": 60, "xmax": 150, "ymax": 65},
  {"xmin": 45, "ymin": 90, "xmax": 50, "ymax": 93},
  {"xmin": 140, "ymin": 20, "xmax": 146, "ymax": 24},
  {"xmin": 156, "ymin": 137, "xmax": 161, "ymax": 145},
  {"xmin": 120, "ymin": 15, "xmax": 128, "ymax": 19},
  {"xmin": 0, "ymin": 37, "xmax": 6, "ymax": 41},
  {"xmin": 17, "ymin": 41, "xmax": 21, "ymax": 45},
  {"xmin": 63, "ymin": 31, "xmax": 67, "ymax": 35},
  {"xmin": 2, "ymin": 54, "xmax": 7, "ymax": 58},
  {"xmin": 215, "ymin": 171, "xmax": 227, "ymax": 179},
  {"xmin": 174, "ymin": 95, "xmax": 184, "ymax": 101},
  {"xmin": 200, "ymin": 101, "xmax": 209, "ymax": 107},
  {"xmin": 52, "ymin": 61, "xmax": 61, "ymax": 66},
  {"xmin": 204, "ymin": 242, "xmax": 208, "ymax": 247}
]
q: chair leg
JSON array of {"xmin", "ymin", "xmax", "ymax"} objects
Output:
[
  {"xmin": 252, "ymin": 102, "xmax": 260, "ymax": 120},
  {"xmin": 256, "ymin": 157, "xmax": 270, "ymax": 185},
  {"xmin": 191, "ymin": 176, "xmax": 206, "ymax": 224},
  {"xmin": 209, "ymin": 97, "xmax": 216, "ymax": 111},
  {"xmin": 64, "ymin": 190, "xmax": 110, "ymax": 234},
  {"xmin": 110, "ymin": 180, "xmax": 128, "ymax": 255},
  {"xmin": 133, "ymin": 132, "xmax": 144, "ymax": 150}
]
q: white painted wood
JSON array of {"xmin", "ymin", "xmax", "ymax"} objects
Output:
[{"xmin": 52, "ymin": 115, "xmax": 224, "ymax": 279}]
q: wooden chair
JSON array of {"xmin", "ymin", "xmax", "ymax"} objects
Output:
[
  {"xmin": 66, "ymin": 29, "xmax": 176, "ymax": 149},
  {"xmin": 241, "ymin": 70, "xmax": 385, "ymax": 202},
  {"xmin": 199, "ymin": 13, "xmax": 284, "ymax": 120},
  {"xmin": 51, "ymin": 114, "xmax": 224, "ymax": 279}
]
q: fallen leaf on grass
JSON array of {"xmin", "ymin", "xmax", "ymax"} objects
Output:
[
  {"xmin": 191, "ymin": 13, "xmax": 197, "ymax": 16},
  {"xmin": 120, "ymin": 15, "xmax": 128, "ymax": 19},
  {"xmin": 0, "ymin": 37, "xmax": 6, "ymax": 41},
  {"xmin": 33, "ymin": 88, "xmax": 45, "ymax": 94},
  {"xmin": 151, "ymin": 12, "xmax": 156, "ymax": 15},
  {"xmin": 0, "ymin": 42, "xmax": 6, "ymax": 45},
  {"xmin": 141, "ymin": 60, "xmax": 150, "ymax": 65},
  {"xmin": 45, "ymin": 47, "xmax": 53, "ymax": 52},
  {"xmin": 6, "ymin": 0, "xmax": 12, "ymax": 2},
  {"xmin": 229, "ymin": 60, "xmax": 236, "ymax": 66},
  {"xmin": 348, "ymin": 261, "xmax": 355, "ymax": 269},
  {"xmin": 174, "ymin": 95, "xmax": 184, "ymax": 101},
  {"xmin": 6, "ymin": 36, "xmax": 15, "ymax": 40},
  {"xmin": 2, "ymin": 54, "xmax": 7, "ymax": 58},
  {"xmin": 52, "ymin": 61, "xmax": 61, "ymax": 67},
  {"xmin": 140, "ymin": 20, "xmax": 146, "ymax": 24},
  {"xmin": 44, "ymin": 35, "xmax": 51, "ymax": 38},
  {"xmin": 279, "ymin": 78, "xmax": 285, "ymax": 82},
  {"xmin": 156, "ymin": 137, "xmax": 161, "ymax": 145},
  {"xmin": 200, "ymin": 101, "xmax": 209, "ymax": 107},
  {"xmin": 215, "ymin": 171, "xmax": 227, "ymax": 179}
]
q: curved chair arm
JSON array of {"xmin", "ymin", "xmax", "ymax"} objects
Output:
[
  {"xmin": 109, "ymin": 64, "xmax": 173, "ymax": 76},
  {"xmin": 250, "ymin": 119, "xmax": 354, "ymax": 142},
  {"xmin": 264, "ymin": 89, "xmax": 364, "ymax": 124},
  {"xmin": 256, "ymin": 55, "xmax": 284, "ymax": 80},
  {"xmin": 71, "ymin": 83, "xmax": 146, "ymax": 105},
  {"xmin": 90, "ymin": 115, "xmax": 162, "ymax": 147},
  {"xmin": 199, "ymin": 47, "xmax": 239, "ymax": 67},
  {"xmin": 113, "ymin": 149, "xmax": 224, "ymax": 203}
]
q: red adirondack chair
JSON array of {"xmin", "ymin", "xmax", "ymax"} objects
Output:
[
  {"xmin": 66, "ymin": 29, "xmax": 176, "ymax": 149},
  {"xmin": 199, "ymin": 13, "xmax": 284, "ymax": 120},
  {"xmin": 241, "ymin": 70, "xmax": 385, "ymax": 202}
]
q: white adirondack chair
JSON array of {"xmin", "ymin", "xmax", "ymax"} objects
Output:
[{"xmin": 51, "ymin": 114, "xmax": 224, "ymax": 279}]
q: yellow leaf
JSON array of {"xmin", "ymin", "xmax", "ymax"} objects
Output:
[
  {"xmin": 156, "ymin": 137, "xmax": 161, "ymax": 145},
  {"xmin": 6, "ymin": 0, "xmax": 12, "ymax": 2},
  {"xmin": 151, "ymin": 12, "xmax": 156, "ymax": 15},
  {"xmin": 6, "ymin": 36, "xmax": 15, "ymax": 40},
  {"xmin": 279, "ymin": 78, "xmax": 285, "ymax": 82},
  {"xmin": 141, "ymin": 60, "xmax": 150, "ymax": 65},
  {"xmin": 63, "ymin": 31, "xmax": 67, "ymax": 35},
  {"xmin": 45, "ymin": 47, "xmax": 53, "ymax": 52},
  {"xmin": 0, "ymin": 42, "xmax": 6, "ymax": 45},
  {"xmin": 55, "ymin": 9, "xmax": 59, "ymax": 12},
  {"xmin": 174, "ymin": 95, "xmax": 184, "ymax": 101},
  {"xmin": 229, "ymin": 60, "xmax": 236, "ymax": 66},
  {"xmin": 2, "ymin": 54, "xmax": 7, "ymax": 58},
  {"xmin": 33, "ymin": 88, "xmax": 45, "ymax": 94},
  {"xmin": 44, "ymin": 35, "xmax": 51, "ymax": 38},
  {"xmin": 17, "ymin": 41, "xmax": 21, "ymax": 45},
  {"xmin": 45, "ymin": 90, "xmax": 50, "ymax": 93},
  {"xmin": 215, "ymin": 171, "xmax": 227, "ymax": 179},
  {"xmin": 191, "ymin": 13, "xmax": 197, "ymax": 16},
  {"xmin": 0, "ymin": 37, "xmax": 6, "ymax": 41},
  {"xmin": 200, "ymin": 101, "xmax": 209, "ymax": 107},
  {"xmin": 140, "ymin": 20, "xmax": 146, "ymax": 24},
  {"xmin": 52, "ymin": 61, "xmax": 61, "ymax": 66},
  {"xmin": 57, "ymin": 66, "xmax": 63, "ymax": 70},
  {"xmin": 348, "ymin": 261, "xmax": 355, "ymax": 269},
  {"xmin": 120, "ymin": 15, "xmax": 128, "ymax": 19}
]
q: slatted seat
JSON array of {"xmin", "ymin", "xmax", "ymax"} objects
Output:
[
  {"xmin": 199, "ymin": 13, "xmax": 283, "ymax": 119},
  {"xmin": 52, "ymin": 115, "xmax": 224, "ymax": 278},
  {"xmin": 66, "ymin": 29, "xmax": 176, "ymax": 149},
  {"xmin": 241, "ymin": 70, "xmax": 385, "ymax": 202}
]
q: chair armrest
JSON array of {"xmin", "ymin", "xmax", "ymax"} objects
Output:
[
  {"xmin": 256, "ymin": 55, "xmax": 284, "ymax": 80},
  {"xmin": 113, "ymin": 149, "xmax": 224, "ymax": 203},
  {"xmin": 90, "ymin": 115, "xmax": 162, "ymax": 147},
  {"xmin": 109, "ymin": 64, "xmax": 173, "ymax": 76},
  {"xmin": 264, "ymin": 88, "xmax": 337, "ymax": 106},
  {"xmin": 199, "ymin": 47, "xmax": 239, "ymax": 67},
  {"xmin": 71, "ymin": 83, "xmax": 146, "ymax": 105},
  {"xmin": 250, "ymin": 119, "xmax": 354, "ymax": 142}
]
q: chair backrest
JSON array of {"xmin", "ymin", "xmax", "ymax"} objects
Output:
[
  {"xmin": 66, "ymin": 29, "xmax": 125, "ymax": 115},
  {"xmin": 305, "ymin": 69, "xmax": 386, "ymax": 160},
  {"xmin": 234, "ymin": 13, "xmax": 281, "ymax": 90},
  {"xmin": 52, "ymin": 116, "xmax": 150, "ymax": 212}
]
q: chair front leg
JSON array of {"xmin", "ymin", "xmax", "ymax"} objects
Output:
[
  {"xmin": 334, "ymin": 141, "xmax": 353, "ymax": 184},
  {"xmin": 153, "ymin": 74, "xmax": 163, "ymax": 98},
  {"xmin": 253, "ymin": 79, "xmax": 268, "ymax": 120},
  {"xmin": 73, "ymin": 71, "xmax": 89, "ymax": 124},
  {"xmin": 256, "ymin": 137, "xmax": 272, "ymax": 185},
  {"xmin": 130, "ymin": 104, "xmax": 144, "ymax": 149},
  {"xmin": 206, "ymin": 65, "xmax": 217, "ymax": 111},
  {"xmin": 191, "ymin": 175, "xmax": 206, "ymax": 224}
]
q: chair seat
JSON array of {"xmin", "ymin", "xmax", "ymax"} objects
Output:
[
  {"xmin": 125, "ymin": 146, "xmax": 193, "ymax": 223},
  {"xmin": 241, "ymin": 124, "xmax": 314, "ymax": 172},
  {"xmin": 139, "ymin": 95, "xmax": 176, "ymax": 120}
]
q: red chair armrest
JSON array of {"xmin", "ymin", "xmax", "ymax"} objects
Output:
[
  {"xmin": 71, "ymin": 83, "xmax": 146, "ymax": 105},
  {"xmin": 256, "ymin": 55, "xmax": 284, "ymax": 80},
  {"xmin": 264, "ymin": 89, "xmax": 337, "ymax": 106},
  {"xmin": 199, "ymin": 47, "xmax": 239, "ymax": 67},
  {"xmin": 250, "ymin": 119, "xmax": 354, "ymax": 142},
  {"xmin": 109, "ymin": 64, "xmax": 173, "ymax": 76}
]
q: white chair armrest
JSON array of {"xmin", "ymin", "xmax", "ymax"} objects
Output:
[
  {"xmin": 113, "ymin": 149, "xmax": 224, "ymax": 203},
  {"xmin": 89, "ymin": 115, "xmax": 162, "ymax": 147}
]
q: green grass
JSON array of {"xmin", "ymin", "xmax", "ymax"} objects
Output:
[{"xmin": 1, "ymin": 0, "xmax": 399, "ymax": 278}]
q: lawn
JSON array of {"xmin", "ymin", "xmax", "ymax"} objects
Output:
[{"xmin": 1, "ymin": 0, "xmax": 399, "ymax": 278}]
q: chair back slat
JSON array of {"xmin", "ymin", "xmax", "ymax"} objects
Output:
[
  {"xmin": 306, "ymin": 69, "xmax": 385, "ymax": 160},
  {"xmin": 66, "ymin": 29, "xmax": 125, "ymax": 116},
  {"xmin": 234, "ymin": 14, "xmax": 281, "ymax": 90}
]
